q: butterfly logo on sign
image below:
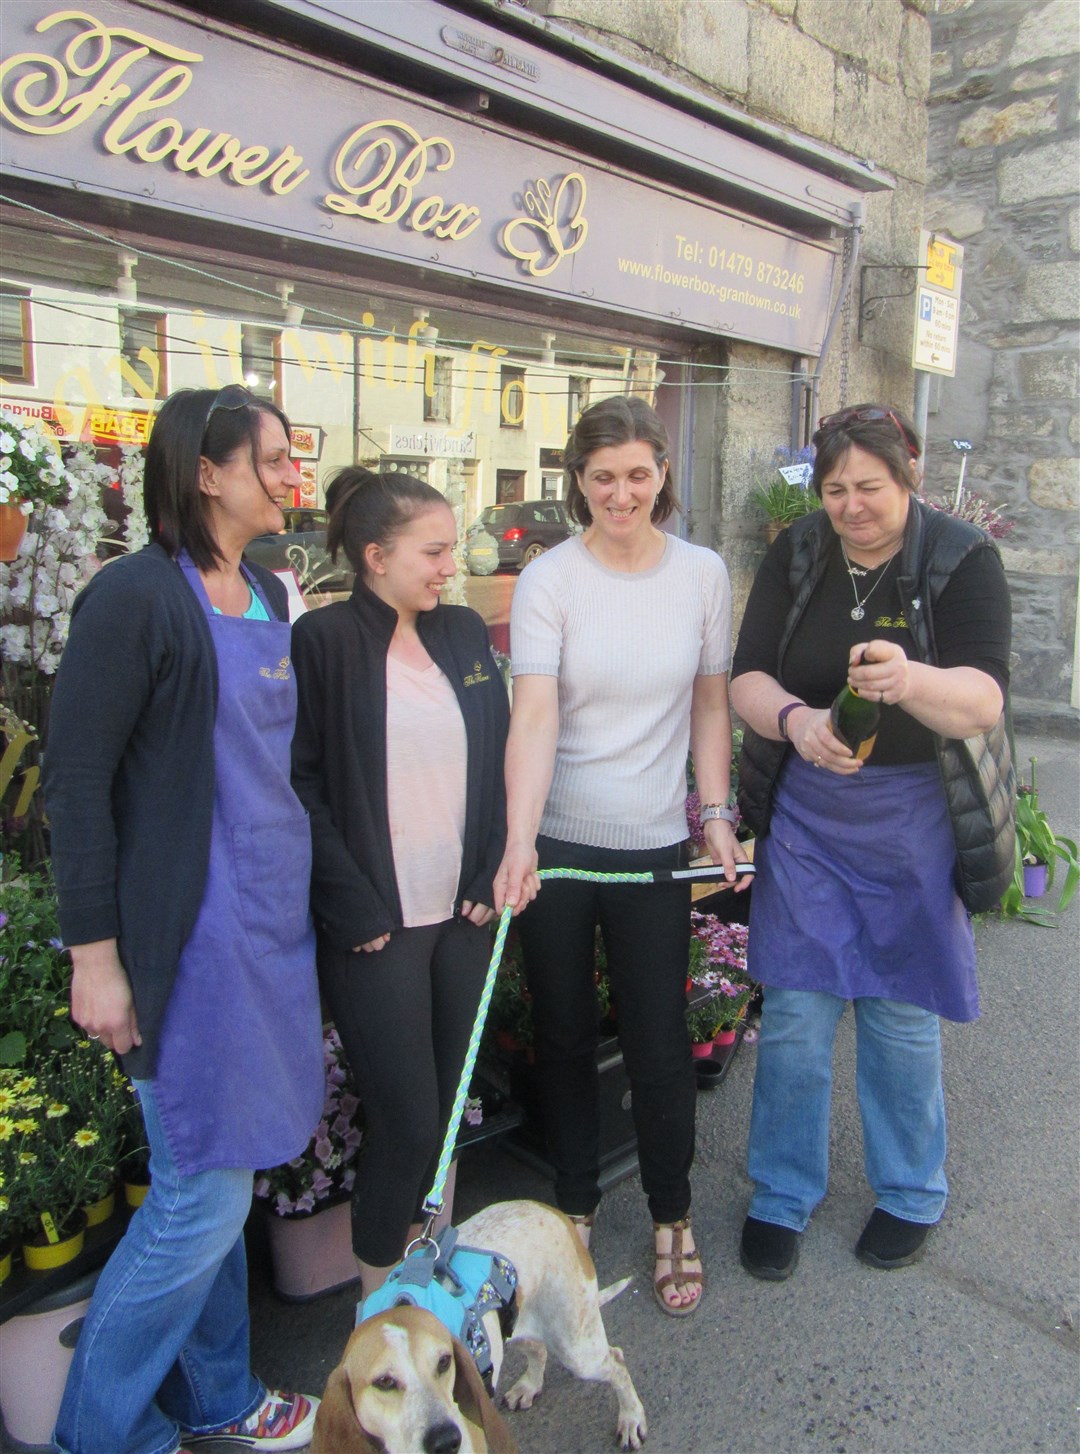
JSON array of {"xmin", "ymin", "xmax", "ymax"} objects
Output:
[{"xmin": 501, "ymin": 172, "xmax": 588, "ymax": 278}]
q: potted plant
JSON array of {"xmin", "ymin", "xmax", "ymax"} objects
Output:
[
  {"xmin": 748, "ymin": 446, "xmax": 818, "ymax": 542},
  {"xmin": 253, "ymin": 1026, "xmax": 365, "ymax": 1301},
  {"xmin": 0, "ymin": 411, "xmax": 75, "ymax": 563},
  {"xmin": 1000, "ymin": 757, "xmax": 1078, "ymax": 923},
  {"xmin": 687, "ymin": 915, "xmax": 756, "ymax": 1047}
]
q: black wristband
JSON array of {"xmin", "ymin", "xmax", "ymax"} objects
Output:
[{"xmin": 777, "ymin": 701, "xmax": 805, "ymax": 741}]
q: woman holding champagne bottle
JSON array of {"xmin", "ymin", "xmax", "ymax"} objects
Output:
[{"xmin": 729, "ymin": 404, "xmax": 1014, "ymax": 1281}]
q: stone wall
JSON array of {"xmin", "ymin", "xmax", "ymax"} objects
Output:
[
  {"xmin": 926, "ymin": 0, "xmax": 1079, "ymax": 712},
  {"xmin": 506, "ymin": 0, "xmax": 933, "ymax": 619}
]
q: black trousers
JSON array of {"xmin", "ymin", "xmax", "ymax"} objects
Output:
[
  {"xmin": 516, "ymin": 835, "xmax": 696, "ymax": 1224},
  {"xmin": 318, "ymin": 917, "xmax": 489, "ymax": 1266}
]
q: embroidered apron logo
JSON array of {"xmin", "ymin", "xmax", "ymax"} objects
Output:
[
  {"xmin": 463, "ymin": 660, "xmax": 490, "ymax": 686},
  {"xmin": 259, "ymin": 656, "xmax": 292, "ymax": 680}
]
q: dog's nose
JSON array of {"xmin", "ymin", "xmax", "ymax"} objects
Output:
[{"xmin": 423, "ymin": 1420, "xmax": 463, "ymax": 1454}]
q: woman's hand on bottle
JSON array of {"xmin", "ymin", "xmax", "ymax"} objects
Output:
[
  {"xmin": 789, "ymin": 705, "xmax": 861, "ymax": 776},
  {"xmin": 848, "ymin": 640, "xmax": 909, "ymax": 706},
  {"xmin": 702, "ymin": 818, "xmax": 753, "ymax": 891},
  {"xmin": 460, "ymin": 900, "xmax": 496, "ymax": 927},
  {"xmin": 352, "ymin": 934, "xmax": 391, "ymax": 953},
  {"xmin": 70, "ymin": 940, "xmax": 142, "ymax": 1055},
  {"xmin": 493, "ymin": 842, "xmax": 540, "ymax": 916}
]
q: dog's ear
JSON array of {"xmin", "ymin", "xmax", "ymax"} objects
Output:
[
  {"xmin": 312, "ymin": 1362, "xmax": 380, "ymax": 1454},
  {"xmin": 451, "ymin": 1334, "xmax": 518, "ymax": 1454}
]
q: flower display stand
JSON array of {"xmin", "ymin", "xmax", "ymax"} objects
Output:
[{"xmin": 0, "ymin": 1267, "xmax": 99, "ymax": 1449}]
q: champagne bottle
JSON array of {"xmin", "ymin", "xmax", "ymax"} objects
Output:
[{"xmin": 829, "ymin": 682, "xmax": 880, "ymax": 760}]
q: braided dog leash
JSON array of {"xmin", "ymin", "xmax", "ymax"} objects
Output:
[{"xmin": 420, "ymin": 861, "xmax": 754, "ymax": 1222}]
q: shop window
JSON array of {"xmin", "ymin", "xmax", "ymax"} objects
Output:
[
  {"xmin": 500, "ymin": 365, "xmax": 526, "ymax": 429},
  {"xmin": 568, "ymin": 375, "xmax": 590, "ymax": 427},
  {"xmin": 241, "ymin": 325, "xmax": 281, "ymax": 402},
  {"xmin": 119, "ymin": 309, "xmax": 167, "ymax": 399},
  {"xmin": 423, "ymin": 355, "xmax": 452, "ymax": 423},
  {"xmin": 381, "ymin": 457, "xmax": 431, "ymax": 484},
  {"xmin": 0, "ymin": 286, "xmax": 34, "ymax": 384},
  {"xmin": 539, "ymin": 448, "xmax": 563, "ymax": 500}
]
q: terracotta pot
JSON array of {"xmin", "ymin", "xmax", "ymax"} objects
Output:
[
  {"xmin": 264, "ymin": 1199, "xmax": 361, "ymax": 1302},
  {"xmin": 764, "ymin": 520, "xmax": 787, "ymax": 546},
  {"xmin": 0, "ymin": 500, "xmax": 28, "ymax": 561},
  {"xmin": 22, "ymin": 1213, "xmax": 87, "ymax": 1271},
  {"xmin": 82, "ymin": 1189, "xmax": 117, "ymax": 1227}
]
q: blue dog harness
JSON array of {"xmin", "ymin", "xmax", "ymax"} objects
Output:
[{"xmin": 357, "ymin": 1227, "xmax": 518, "ymax": 1391}]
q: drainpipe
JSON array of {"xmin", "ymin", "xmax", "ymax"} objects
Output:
[{"xmin": 804, "ymin": 198, "xmax": 865, "ymax": 440}]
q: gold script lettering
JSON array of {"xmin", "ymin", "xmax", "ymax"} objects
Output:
[
  {"xmin": 1, "ymin": 10, "xmax": 309, "ymax": 194},
  {"xmin": 501, "ymin": 173, "xmax": 588, "ymax": 278},
  {"xmin": 326, "ymin": 119, "xmax": 481, "ymax": 241}
]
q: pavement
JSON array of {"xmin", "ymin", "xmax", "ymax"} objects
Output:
[
  {"xmin": 238, "ymin": 731, "xmax": 1080, "ymax": 1454},
  {"xmin": 5, "ymin": 733, "xmax": 1074, "ymax": 1454}
]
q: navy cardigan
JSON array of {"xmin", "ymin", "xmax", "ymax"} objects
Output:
[
  {"xmin": 290, "ymin": 583, "xmax": 509, "ymax": 952},
  {"xmin": 43, "ymin": 544, "xmax": 288, "ymax": 1076}
]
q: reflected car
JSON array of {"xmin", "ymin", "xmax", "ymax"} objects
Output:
[
  {"xmin": 244, "ymin": 507, "xmax": 354, "ymax": 593},
  {"xmin": 465, "ymin": 500, "xmax": 574, "ymax": 574}
]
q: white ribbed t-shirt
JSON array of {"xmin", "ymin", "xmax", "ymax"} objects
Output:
[{"xmin": 510, "ymin": 533, "xmax": 732, "ymax": 850}]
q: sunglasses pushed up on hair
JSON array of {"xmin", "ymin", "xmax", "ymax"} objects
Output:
[
  {"xmin": 815, "ymin": 406, "xmax": 919, "ymax": 459},
  {"xmin": 203, "ymin": 384, "xmax": 258, "ymax": 435}
]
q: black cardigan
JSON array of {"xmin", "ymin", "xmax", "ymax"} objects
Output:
[
  {"xmin": 290, "ymin": 583, "xmax": 509, "ymax": 952},
  {"xmin": 42, "ymin": 544, "xmax": 289, "ymax": 1076}
]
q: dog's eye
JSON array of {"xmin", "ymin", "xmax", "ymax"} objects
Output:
[
  {"xmin": 373, "ymin": 1375, "xmax": 400, "ymax": 1392},
  {"xmin": 437, "ymin": 1352, "xmax": 453, "ymax": 1376}
]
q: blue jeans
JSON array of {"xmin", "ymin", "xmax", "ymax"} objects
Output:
[
  {"xmin": 54, "ymin": 1079, "xmax": 263, "ymax": 1454},
  {"xmin": 747, "ymin": 987, "xmax": 948, "ymax": 1232}
]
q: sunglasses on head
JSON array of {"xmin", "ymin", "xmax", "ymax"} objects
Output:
[
  {"xmin": 816, "ymin": 406, "xmax": 919, "ymax": 459},
  {"xmin": 203, "ymin": 384, "xmax": 256, "ymax": 435}
]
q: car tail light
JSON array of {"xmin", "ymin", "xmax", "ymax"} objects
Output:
[{"xmin": 502, "ymin": 526, "xmax": 526, "ymax": 541}]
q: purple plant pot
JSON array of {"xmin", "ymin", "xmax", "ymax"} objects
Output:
[{"xmin": 1023, "ymin": 862, "xmax": 1049, "ymax": 898}]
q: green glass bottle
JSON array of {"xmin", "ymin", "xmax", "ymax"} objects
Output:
[{"xmin": 829, "ymin": 683, "xmax": 880, "ymax": 761}]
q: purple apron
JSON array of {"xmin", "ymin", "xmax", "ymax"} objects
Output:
[{"xmin": 152, "ymin": 558, "xmax": 323, "ymax": 1174}]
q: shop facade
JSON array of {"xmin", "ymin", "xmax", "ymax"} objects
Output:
[{"xmin": 0, "ymin": 0, "xmax": 899, "ymax": 607}]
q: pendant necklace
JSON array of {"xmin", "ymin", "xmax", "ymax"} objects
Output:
[{"xmin": 842, "ymin": 542, "xmax": 901, "ymax": 622}]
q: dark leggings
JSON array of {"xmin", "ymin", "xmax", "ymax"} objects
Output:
[
  {"xmin": 318, "ymin": 917, "xmax": 489, "ymax": 1266},
  {"xmin": 516, "ymin": 836, "xmax": 695, "ymax": 1224}
]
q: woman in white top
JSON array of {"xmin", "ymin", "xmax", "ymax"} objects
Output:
[{"xmin": 495, "ymin": 396, "xmax": 750, "ymax": 1315}]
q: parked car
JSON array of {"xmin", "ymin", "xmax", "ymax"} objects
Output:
[
  {"xmin": 465, "ymin": 500, "xmax": 574, "ymax": 574},
  {"xmin": 244, "ymin": 507, "xmax": 354, "ymax": 593}
]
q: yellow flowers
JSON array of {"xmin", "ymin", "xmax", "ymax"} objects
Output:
[
  {"xmin": 13, "ymin": 1118, "xmax": 37, "ymax": 1134},
  {"xmin": 46, "ymin": 1102, "xmax": 69, "ymax": 1119},
  {"xmin": 0, "ymin": 1116, "xmax": 14, "ymax": 1142},
  {"xmin": 73, "ymin": 1128, "xmax": 99, "ymax": 1148}
]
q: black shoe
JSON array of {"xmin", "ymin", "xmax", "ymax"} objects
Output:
[
  {"xmin": 740, "ymin": 1216, "xmax": 800, "ymax": 1281},
  {"xmin": 856, "ymin": 1209, "xmax": 933, "ymax": 1269}
]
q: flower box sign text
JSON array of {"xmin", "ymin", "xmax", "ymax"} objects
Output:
[{"xmin": 0, "ymin": 2, "xmax": 837, "ymax": 353}]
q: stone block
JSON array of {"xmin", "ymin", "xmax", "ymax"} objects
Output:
[
  {"xmin": 757, "ymin": 0, "xmax": 795, "ymax": 15},
  {"xmin": 1000, "ymin": 544, "xmax": 1073, "ymax": 575},
  {"xmin": 1000, "ymin": 140, "xmax": 1080, "ymax": 205},
  {"xmin": 930, "ymin": 49, "xmax": 953, "ymax": 84},
  {"xmin": 747, "ymin": 10, "xmax": 835, "ymax": 138},
  {"xmin": 797, "ymin": 0, "xmax": 903, "ymax": 83},
  {"xmin": 1011, "ymin": 68, "xmax": 1065, "ymax": 92},
  {"xmin": 678, "ymin": 0, "xmax": 749, "ymax": 98},
  {"xmin": 1015, "ymin": 261, "xmax": 1080, "ymax": 324},
  {"xmin": 988, "ymin": 411, "xmax": 1055, "ymax": 440},
  {"xmin": 900, "ymin": 10, "xmax": 931, "ymax": 97},
  {"xmin": 551, "ymin": 0, "xmax": 679, "ymax": 55},
  {"xmin": 957, "ymin": 97, "xmax": 1058, "ymax": 149},
  {"xmin": 1009, "ymin": 0, "xmax": 1080, "ymax": 67},
  {"xmin": 835, "ymin": 65, "xmax": 928, "ymax": 179},
  {"xmin": 1019, "ymin": 351, "xmax": 1079, "ymax": 399},
  {"xmin": 961, "ymin": 39, "xmax": 1004, "ymax": 70},
  {"xmin": 936, "ymin": 0, "xmax": 976, "ymax": 14},
  {"xmin": 1069, "ymin": 414, "xmax": 1080, "ymax": 445},
  {"xmin": 1029, "ymin": 456, "xmax": 1080, "ymax": 510},
  {"xmin": 923, "ymin": 198, "xmax": 986, "ymax": 239},
  {"xmin": 1069, "ymin": 207, "xmax": 1079, "ymax": 254}
]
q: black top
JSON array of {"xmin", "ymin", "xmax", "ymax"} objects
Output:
[
  {"xmin": 732, "ymin": 522, "xmax": 1011, "ymax": 765},
  {"xmin": 291, "ymin": 583, "xmax": 509, "ymax": 952},
  {"xmin": 42, "ymin": 544, "xmax": 289, "ymax": 1076}
]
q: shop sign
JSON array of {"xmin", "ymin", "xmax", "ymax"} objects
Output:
[
  {"xmin": 289, "ymin": 424, "xmax": 325, "ymax": 460},
  {"xmin": 912, "ymin": 230, "xmax": 963, "ymax": 378},
  {"xmin": 84, "ymin": 405, "xmax": 153, "ymax": 446},
  {"xmin": 0, "ymin": 2, "xmax": 839, "ymax": 354},
  {"xmin": 388, "ymin": 426, "xmax": 477, "ymax": 458},
  {"xmin": 0, "ymin": 396, "xmax": 70, "ymax": 438}
]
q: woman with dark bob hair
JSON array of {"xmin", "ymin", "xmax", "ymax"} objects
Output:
[
  {"xmin": 290, "ymin": 468, "xmax": 508, "ymax": 1298},
  {"xmin": 44, "ymin": 386, "xmax": 324, "ymax": 1454},
  {"xmin": 495, "ymin": 394, "xmax": 749, "ymax": 1316},
  {"xmin": 731, "ymin": 404, "xmax": 1014, "ymax": 1282}
]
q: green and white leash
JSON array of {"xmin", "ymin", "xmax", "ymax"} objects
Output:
[{"xmin": 419, "ymin": 861, "xmax": 754, "ymax": 1223}]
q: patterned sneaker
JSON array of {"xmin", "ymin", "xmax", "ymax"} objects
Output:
[{"xmin": 183, "ymin": 1390, "xmax": 319, "ymax": 1449}]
